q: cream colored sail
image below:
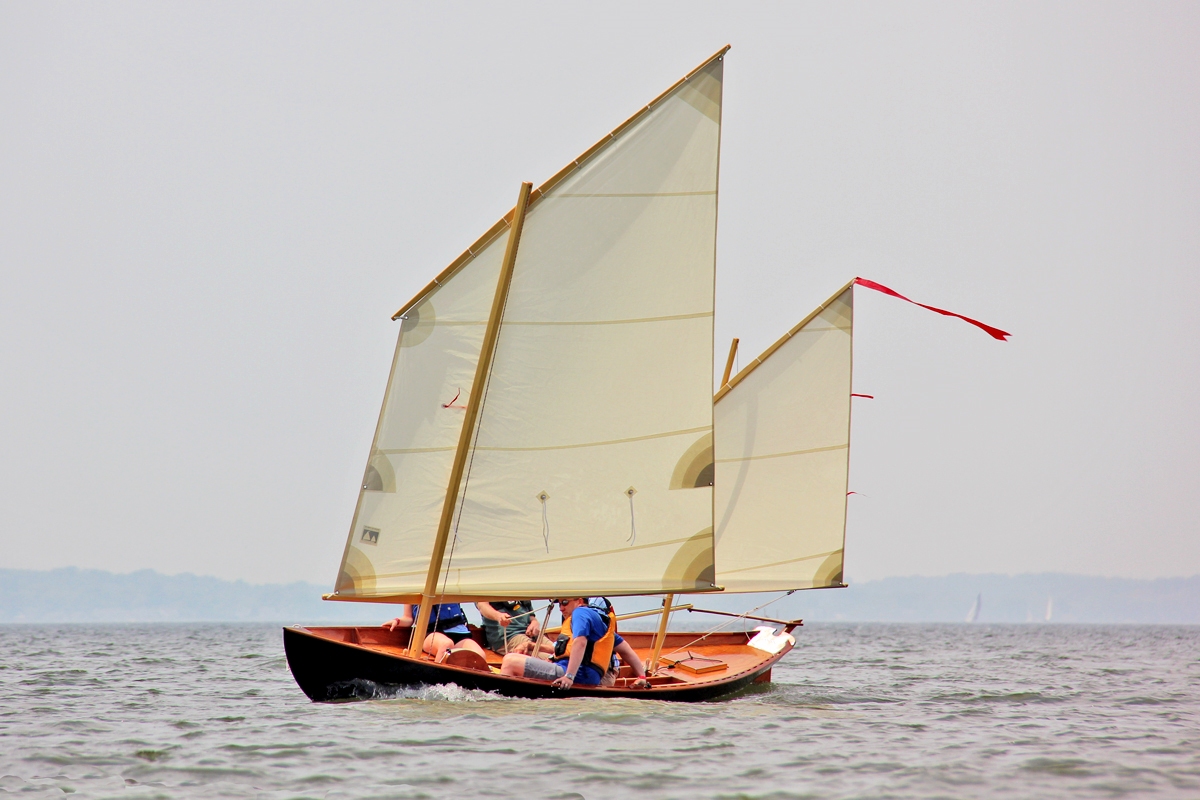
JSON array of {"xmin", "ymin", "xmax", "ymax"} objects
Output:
[
  {"xmin": 426, "ymin": 53, "xmax": 727, "ymax": 599},
  {"xmin": 711, "ymin": 283, "xmax": 855, "ymax": 592},
  {"xmin": 332, "ymin": 228, "xmax": 511, "ymax": 599}
]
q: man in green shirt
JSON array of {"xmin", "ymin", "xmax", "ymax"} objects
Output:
[{"xmin": 476, "ymin": 600, "xmax": 545, "ymax": 654}]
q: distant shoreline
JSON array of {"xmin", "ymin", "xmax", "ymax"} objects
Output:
[{"xmin": 2, "ymin": 568, "xmax": 1197, "ymax": 625}]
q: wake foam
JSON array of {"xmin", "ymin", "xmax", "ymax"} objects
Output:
[{"xmin": 329, "ymin": 678, "xmax": 503, "ymax": 703}]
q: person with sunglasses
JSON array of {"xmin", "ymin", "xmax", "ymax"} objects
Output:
[{"xmin": 498, "ymin": 597, "xmax": 651, "ymax": 689}]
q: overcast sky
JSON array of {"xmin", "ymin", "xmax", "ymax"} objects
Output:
[{"xmin": 2, "ymin": 2, "xmax": 1197, "ymax": 587}]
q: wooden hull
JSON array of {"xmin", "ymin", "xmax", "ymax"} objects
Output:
[{"xmin": 283, "ymin": 625, "xmax": 792, "ymax": 703}]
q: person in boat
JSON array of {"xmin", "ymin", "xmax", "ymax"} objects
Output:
[
  {"xmin": 498, "ymin": 597, "xmax": 651, "ymax": 689},
  {"xmin": 475, "ymin": 600, "xmax": 550, "ymax": 655},
  {"xmin": 383, "ymin": 603, "xmax": 486, "ymax": 662}
]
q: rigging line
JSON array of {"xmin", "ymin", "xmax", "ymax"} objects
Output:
[{"xmin": 661, "ymin": 590, "xmax": 796, "ymax": 659}]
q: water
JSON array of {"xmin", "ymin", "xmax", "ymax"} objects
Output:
[{"xmin": 0, "ymin": 624, "xmax": 1197, "ymax": 799}]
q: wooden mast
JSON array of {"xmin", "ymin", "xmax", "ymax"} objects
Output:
[
  {"xmin": 721, "ymin": 337, "xmax": 739, "ymax": 386},
  {"xmin": 647, "ymin": 593, "xmax": 675, "ymax": 674},
  {"xmin": 409, "ymin": 180, "xmax": 533, "ymax": 657}
]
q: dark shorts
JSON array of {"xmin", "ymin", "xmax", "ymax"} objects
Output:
[{"xmin": 433, "ymin": 629, "xmax": 474, "ymax": 644}]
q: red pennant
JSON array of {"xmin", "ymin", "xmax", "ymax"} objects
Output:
[
  {"xmin": 851, "ymin": 393, "xmax": 874, "ymax": 399},
  {"xmin": 855, "ymin": 277, "xmax": 1010, "ymax": 341}
]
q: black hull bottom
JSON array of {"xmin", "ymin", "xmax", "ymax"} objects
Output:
[{"xmin": 283, "ymin": 627, "xmax": 781, "ymax": 703}]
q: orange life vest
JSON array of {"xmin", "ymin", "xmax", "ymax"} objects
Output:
[{"xmin": 561, "ymin": 599, "xmax": 617, "ymax": 675}]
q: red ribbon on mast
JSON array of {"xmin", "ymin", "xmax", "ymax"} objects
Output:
[{"xmin": 854, "ymin": 277, "xmax": 1010, "ymax": 341}]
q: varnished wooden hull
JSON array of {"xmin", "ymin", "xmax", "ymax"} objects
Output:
[{"xmin": 283, "ymin": 625, "xmax": 791, "ymax": 703}]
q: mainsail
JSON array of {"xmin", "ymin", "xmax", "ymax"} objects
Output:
[
  {"xmin": 711, "ymin": 282, "xmax": 855, "ymax": 592},
  {"xmin": 333, "ymin": 48, "xmax": 727, "ymax": 602}
]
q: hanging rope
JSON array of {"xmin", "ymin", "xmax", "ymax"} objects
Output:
[
  {"xmin": 538, "ymin": 491, "xmax": 550, "ymax": 552},
  {"xmin": 625, "ymin": 487, "xmax": 637, "ymax": 545}
]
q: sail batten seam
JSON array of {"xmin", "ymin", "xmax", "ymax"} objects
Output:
[
  {"xmin": 718, "ymin": 549, "xmax": 842, "ymax": 576},
  {"xmin": 474, "ymin": 425, "xmax": 711, "ymax": 453},
  {"xmin": 714, "ymin": 444, "xmax": 848, "ymax": 463},
  {"xmin": 503, "ymin": 312, "xmax": 711, "ymax": 326},
  {"xmin": 550, "ymin": 191, "xmax": 717, "ymax": 198},
  {"xmin": 370, "ymin": 534, "xmax": 700, "ymax": 581}
]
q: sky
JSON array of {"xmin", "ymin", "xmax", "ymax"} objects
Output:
[{"xmin": 1, "ymin": 2, "xmax": 1197, "ymax": 587}]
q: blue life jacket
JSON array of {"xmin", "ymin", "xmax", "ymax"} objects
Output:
[{"xmin": 411, "ymin": 603, "xmax": 469, "ymax": 634}]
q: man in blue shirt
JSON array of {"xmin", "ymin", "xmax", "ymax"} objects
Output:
[{"xmin": 498, "ymin": 597, "xmax": 650, "ymax": 689}]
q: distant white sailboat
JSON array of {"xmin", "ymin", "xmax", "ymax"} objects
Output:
[
  {"xmin": 1045, "ymin": 596, "xmax": 1053, "ymax": 622},
  {"xmin": 966, "ymin": 594, "xmax": 981, "ymax": 623}
]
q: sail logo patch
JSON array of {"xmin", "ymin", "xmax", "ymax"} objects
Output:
[{"xmin": 361, "ymin": 527, "xmax": 380, "ymax": 546}]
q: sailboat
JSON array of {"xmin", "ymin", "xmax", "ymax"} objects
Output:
[
  {"xmin": 966, "ymin": 594, "xmax": 981, "ymax": 623},
  {"xmin": 283, "ymin": 47, "xmax": 1003, "ymax": 702}
]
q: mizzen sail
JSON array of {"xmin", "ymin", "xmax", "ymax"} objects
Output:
[{"xmin": 712, "ymin": 282, "xmax": 855, "ymax": 592}]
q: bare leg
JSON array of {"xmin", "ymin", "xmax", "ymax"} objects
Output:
[
  {"xmin": 500, "ymin": 653, "xmax": 530, "ymax": 677},
  {"xmin": 423, "ymin": 632, "xmax": 454, "ymax": 660},
  {"xmin": 451, "ymin": 638, "xmax": 487, "ymax": 659},
  {"xmin": 425, "ymin": 633, "xmax": 487, "ymax": 662}
]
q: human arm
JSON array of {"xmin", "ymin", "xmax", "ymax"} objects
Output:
[
  {"xmin": 550, "ymin": 637, "xmax": 587, "ymax": 689},
  {"xmin": 614, "ymin": 639, "xmax": 651, "ymax": 689},
  {"xmin": 383, "ymin": 606, "xmax": 415, "ymax": 632},
  {"xmin": 475, "ymin": 602, "xmax": 511, "ymax": 628}
]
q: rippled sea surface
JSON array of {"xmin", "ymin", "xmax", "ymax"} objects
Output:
[{"xmin": 1, "ymin": 624, "xmax": 1197, "ymax": 799}]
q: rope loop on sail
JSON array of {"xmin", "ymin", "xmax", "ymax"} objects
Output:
[
  {"xmin": 625, "ymin": 486, "xmax": 638, "ymax": 545},
  {"xmin": 538, "ymin": 491, "xmax": 550, "ymax": 552}
]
